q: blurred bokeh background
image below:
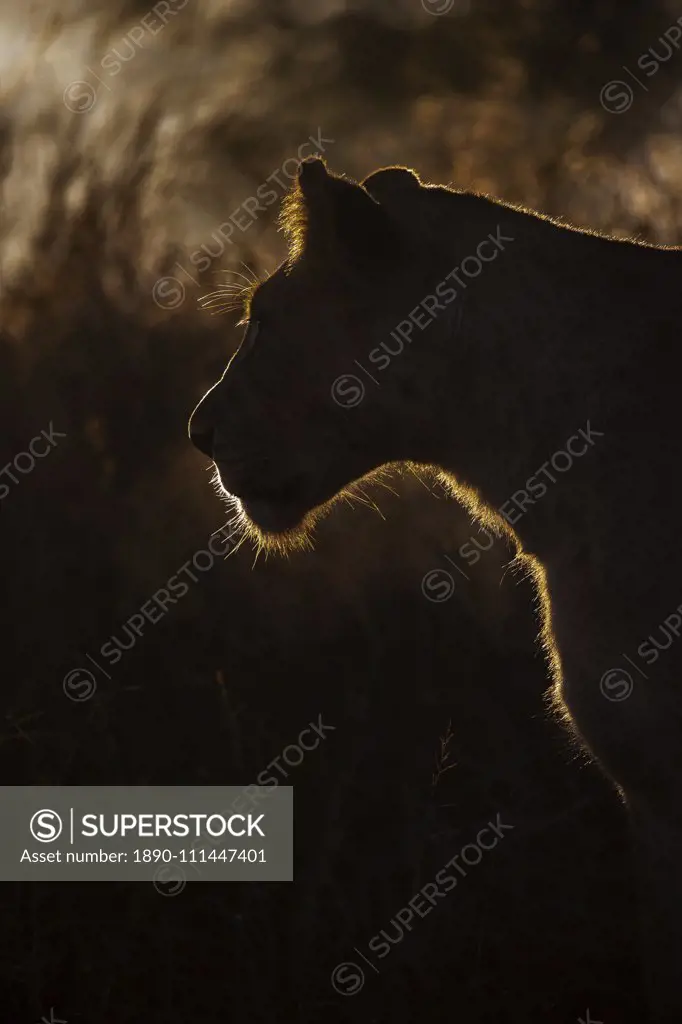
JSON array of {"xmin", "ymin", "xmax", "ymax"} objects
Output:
[{"xmin": 1, "ymin": 0, "xmax": 680, "ymax": 1020}]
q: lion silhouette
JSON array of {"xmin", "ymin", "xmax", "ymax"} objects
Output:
[{"xmin": 189, "ymin": 157, "xmax": 682, "ymax": 1022}]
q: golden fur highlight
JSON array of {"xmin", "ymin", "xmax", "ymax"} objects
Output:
[
  {"xmin": 432, "ymin": 465, "xmax": 571, "ymax": 746},
  {"xmin": 278, "ymin": 182, "xmax": 309, "ymax": 266},
  {"xmin": 213, "ymin": 464, "xmax": 404, "ymax": 558}
]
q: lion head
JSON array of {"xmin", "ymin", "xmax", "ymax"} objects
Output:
[{"xmin": 188, "ymin": 157, "xmax": 516, "ymax": 550}]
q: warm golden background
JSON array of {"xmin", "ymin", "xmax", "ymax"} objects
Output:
[{"xmin": 1, "ymin": 1, "xmax": 679, "ymax": 1020}]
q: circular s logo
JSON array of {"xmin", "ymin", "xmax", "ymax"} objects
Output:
[
  {"xmin": 599, "ymin": 668, "xmax": 634, "ymax": 702},
  {"xmin": 30, "ymin": 809, "xmax": 63, "ymax": 843},
  {"xmin": 331, "ymin": 375, "xmax": 365, "ymax": 409},
  {"xmin": 153, "ymin": 864, "xmax": 186, "ymax": 896},
  {"xmin": 63, "ymin": 667, "xmax": 97, "ymax": 702},
  {"xmin": 421, "ymin": 568, "xmax": 455, "ymax": 603},
  {"xmin": 63, "ymin": 81, "xmax": 97, "ymax": 114},
  {"xmin": 331, "ymin": 961, "xmax": 365, "ymax": 995},
  {"xmin": 153, "ymin": 276, "xmax": 186, "ymax": 310},
  {"xmin": 599, "ymin": 80, "xmax": 634, "ymax": 115}
]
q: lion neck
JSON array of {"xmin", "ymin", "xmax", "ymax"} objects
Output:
[{"xmin": 414, "ymin": 194, "xmax": 671, "ymax": 563}]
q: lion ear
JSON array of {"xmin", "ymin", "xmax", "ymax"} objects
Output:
[
  {"xmin": 296, "ymin": 158, "xmax": 400, "ymax": 269},
  {"xmin": 361, "ymin": 166, "xmax": 422, "ymax": 205},
  {"xmin": 298, "ymin": 156, "xmax": 331, "ymax": 198}
]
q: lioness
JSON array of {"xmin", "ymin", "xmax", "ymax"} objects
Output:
[{"xmin": 190, "ymin": 157, "xmax": 682, "ymax": 1021}]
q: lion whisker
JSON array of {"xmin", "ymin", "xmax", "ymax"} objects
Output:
[
  {"xmin": 204, "ymin": 281, "xmax": 246, "ymax": 291},
  {"xmin": 199, "ymin": 292, "xmax": 243, "ymax": 305},
  {"xmin": 240, "ymin": 262, "xmax": 262, "ymax": 288},
  {"xmin": 199, "ymin": 301, "xmax": 243, "ymax": 317},
  {"xmin": 219, "ymin": 269, "xmax": 257, "ymax": 289}
]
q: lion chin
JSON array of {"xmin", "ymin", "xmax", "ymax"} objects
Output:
[
  {"xmin": 211, "ymin": 459, "xmax": 349, "ymax": 553},
  {"xmin": 215, "ymin": 478, "xmax": 328, "ymax": 555},
  {"xmin": 239, "ymin": 496, "xmax": 308, "ymax": 535},
  {"xmin": 239, "ymin": 496, "xmax": 329, "ymax": 555}
]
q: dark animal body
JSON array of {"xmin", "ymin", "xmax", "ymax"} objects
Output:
[{"xmin": 190, "ymin": 158, "xmax": 682, "ymax": 1022}]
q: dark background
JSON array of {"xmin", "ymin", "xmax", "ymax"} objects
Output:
[{"xmin": 1, "ymin": 0, "xmax": 680, "ymax": 1020}]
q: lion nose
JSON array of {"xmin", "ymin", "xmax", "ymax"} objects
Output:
[{"xmin": 188, "ymin": 396, "xmax": 216, "ymax": 458}]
